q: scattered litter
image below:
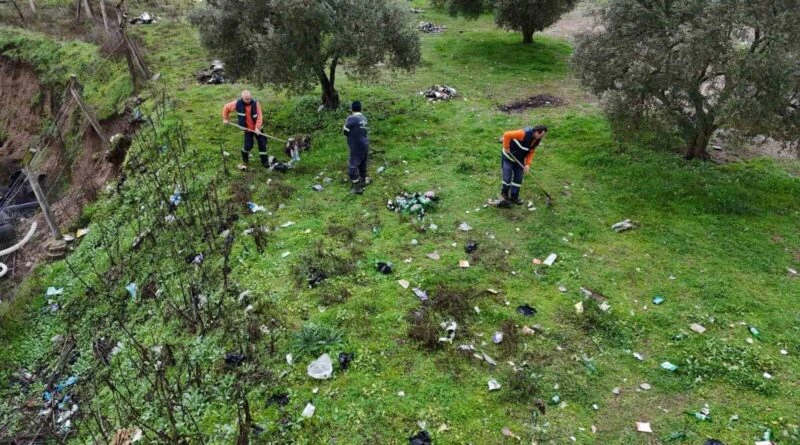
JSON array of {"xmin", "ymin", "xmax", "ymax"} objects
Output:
[
  {"xmin": 398, "ymin": 280, "xmax": 410, "ymax": 289},
  {"xmin": 611, "ymin": 219, "xmax": 636, "ymax": 232},
  {"xmin": 409, "ymin": 431, "xmax": 432, "ymax": 445},
  {"xmin": 763, "ymin": 372, "xmax": 773, "ymax": 379},
  {"xmin": 474, "ymin": 306, "xmax": 481, "ymax": 314},
  {"xmin": 125, "ymin": 283, "xmax": 137, "ymax": 299},
  {"xmin": 458, "ymin": 222, "xmax": 472, "ymax": 232},
  {"xmin": 301, "ymin": 403, "xmax": 315, "ymax": 418},
  {"xmin": 690, "ymin": 323, "xmax": 707, "ymax": 334},
  {"xmin": 516, "ymin": 304, "xmax": 537, "ymax": 317},
  {"xmin": 492, "ymin": 331, "xmax": 503, "ymax": 344},
  {"xmin": 411, "ymin": 239, "xmax": 419, "ymax": 246},
  {"xmin": 502, "ymin": 427, "xmax": 520, "ymax": 440},
  {"xmin": 636, "ymin": 422, "xmax": 652, "ymax": 433},
  {"xmin": 429, "ymin": 223, "xmax": 438, "ymax": 231},
  {"xmin": 532, "ymin": 258, "xmax": 542, "ymax": 265},
  {"xmin": 459, "ymin": 260, "xmax": 470, "ymax": 268},
  {"xmin": 661, "ymin": 361, "xmax": 678, "ymax": 372},
  {"xmin": 377, "ymin": 262, "xmax": 393, "ymax": 274},
  {"xmin": 280, "ymin": 221, "xmax": 296, "ymax": 228},
  {"xmin": 488, "ymin": 379, "xmax": 501, "ymax": 391},
  {"xmin": 426, "ymin": 252, "xmax": 440, "ymax": 260},
  {"xmin": 574, "ymin": 301, "xmax": 584, "ymax": 314},
  {"xmin": 653, "ymin": 295, "xmax": 665, "ymax": 305},
  {"xmin": 412, "ymin": 288, "xmax": 429, "ymax": 302},
  {"xmin": 307, "ymin": 354, "xmax": 333, "ymax": 379},
  {"xmin": 612, "ymin": 387, "xmax": 621, "ymax": 395},
  {"xmin": 592, "ymin": 404, "xmax": 599, "ymax": 410},
  {"xmin": 633, "ymin": 352, "xmax": 644, "ymax": 361},
  {"xmin": 76, "ymin": 228, "xmax": 89, "ymax": 238},
  {"xmin": 312, "ymin": 184, "xmax": 324, "ymax": 192},
  {"xmin": 420, "ymin": 85, "xmax": 457, "ymax": 101},
  {"xmin": 558, "ymin": 285, "xmax": 567, "ymax": 293},
  {"xmin": 46, "ymin": 287, "xmax": 64, "ymax": 297},
  {"xmin": 281, "ymin": 251, "xmax": 291, "ymax": 258},
  {"xmin": 483, "ymin": 353, "xmax": 497, "ymax": 366},
  {"xmin": 387, "ymin": 191, "xmax": 437, "ymax": 219},
  {"xmin": 247, "ymin": 202, "xmax": 266, "ymax": 213},
  {"xmin": 286, "ymin": 354, "xmax": 293, "ymax": 365},
  {"xmin": 522, "ymin": 326, "xmax": 536, "ymax": 335},
  {"xmin": 788, "ymin": 267, "xmax": 798, "ymax": 276},
  {"xmin": 550, "ymin": 394, "xmax": 561, "ymax": 405},
  {"xmin": 439, "ymin": 321, "xmax": 457, "ymax": 343},
  {"xmin": 195, "ymin": 59, "xmax": 227, "ymax": 84},
  {"xmin": 543, "ymin": 253, "xmax": 558, "ymax": 266},
  {"xmin": 639, "ymin": 383, "xmax": 651, "ymax": 391},
  {"xmin": 338, "ymin": 352, "xmax": 353, "ymax": 370},
  {"xmin": 224, "ymin": 353, "xmax": 245, "ymax": 366},
  {"xmin": 486, "ymin": 288, "xmax": 499, "ymax": 295},
  {"xmin": 410, "ymin": 7, "xmax": 425, "ymax": 13},
  {"xmin": 599, "ymin": 302, "xmax": 611, "ymax": 312},
  {"xmin": 748, "ymin": 325, "xmax": 763, "ymax": 341},
  {"xmin": 780, "ymin": 349, "xmax": 788, "ymax": 355},
  {"xmin": 704, "ymin": 440, "xmax": 724, "ymax": 445},
  {"xmin": 465, "ymin": 241, "xmax": 478, "ymax": 253},
  {"xmin": 418, "ymin": 22, "xmax": 447, "ymax": 33},
  {"xmin": 130, "ymin": 11, "xmax": 154, "ymax": 24},
  {"xmin": 377, "ymin": 166, "xmax": 386, "ymax": 174}
]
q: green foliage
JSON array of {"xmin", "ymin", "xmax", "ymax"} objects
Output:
[
  {"xmin": 291, "ymin": 323, "xmax": 345, "ymax": 358},
  {"xmin": 494, "ymin": 0, "xmax": 578, "ymax": 43},
  {"xmin": 572, "ymin": 0, "xmax": 800, "ymax": 159},
  {"xmin": 189, "ymin": 0, "xmax": 421, "ymax": 108},
  {"xmin": 0, "ymin": 27, "xmax": 131, "ymax": 119}
]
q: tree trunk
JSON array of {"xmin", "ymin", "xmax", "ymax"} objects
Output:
[
  {"xmin": 318, "ymin": 65, "xmax": 340, "ymax": 110},
  {"xmin": 522, "ymin": 29, "xmax": 534, "ymax": 45},
  {"xmin": 684, "ymin": 123, "xmax": 715, "ymax": 160}
]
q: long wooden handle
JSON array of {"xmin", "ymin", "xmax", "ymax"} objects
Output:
[{"xmin": 224, "ymin": 122, "xmax": 287, "ymax": 143}]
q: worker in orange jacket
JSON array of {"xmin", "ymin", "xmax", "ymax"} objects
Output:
[
  {"xmin": 222, "ymin": 90, "xmax": 269, "ymax": 167},
  {"xmin": 501, "ymin": 125, "xmax": 548, "ymax": 204}
]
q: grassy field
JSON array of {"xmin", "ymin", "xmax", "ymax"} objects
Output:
[{"xmin": 1, "ymin": 2, "xmax": 799, "ymax": 444}]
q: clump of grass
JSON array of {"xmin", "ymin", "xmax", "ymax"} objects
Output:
[
  {"xmin": 317, "ymin": 280, "xmax": 353, "ymax": 306},
  {"xmin": 291, "ymin": 323, "xmax": 344, "ymax": 358},
  {"xmin": 430, "ymin": 285, "xmax": 477, "ymax": 322},
  {"xmin": 499, "ymin": 319, "xmax": 520, "ymax": 356},
  {"xmin": 406, "ymin": 308, "xmax": 440, "ymax": 351},
  {"xmin": 503, "ymin": 368, "xmax": 543, "ymax": 403},
  {"xmin": 563, "ymin": 299, "xmax": 640, "ymax": 347},
  {"xmin": 292, "ymin": 241, "xmax": 357, "ymax": 289},
  {"xmin": 681, "ymin": 338, "xmax": 778, "ymax": 395}
]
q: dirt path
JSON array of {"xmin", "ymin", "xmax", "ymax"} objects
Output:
[{"xmin": 541, "ymin": 2, "xmax": 596, "ymax": 41}]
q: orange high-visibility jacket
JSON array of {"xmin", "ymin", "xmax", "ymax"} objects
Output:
[
  {"xmin": 222, "ymin": 100, "xmax": 263, "ymax": 131},
  {"xmin": 502, "ymin": 129, "xmax": 540, "ymax": 167}
]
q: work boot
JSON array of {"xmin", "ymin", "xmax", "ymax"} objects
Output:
[
  {"xmin": 350, "ymin": 181, "xmax": 363, "ymax": 195},
  {"xmin": 241, "ymin": 151, "xmax": 250, "ymax": 164},
  {"xmin": 260, "ymin": 153, "xmax": 270, "ymax": 168},
  {"xmin": 501, "ymin": 191, "xmax": 510, "ymax": 202},
  {"xmin": 510, "ymin": 195, "xmax": 524, "ymax": 205}
]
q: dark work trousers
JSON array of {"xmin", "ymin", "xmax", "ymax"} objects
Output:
[
  {"xmin": 243, "ymin": 131, "xmax": 268, "ymax": 165},
  {"xmin": 348, "ymin": 147, "xmax": 369, "ymax": 184},
  {"xmin": 501, "ymin": 155, "xmax": 524, "ymax": 199}
]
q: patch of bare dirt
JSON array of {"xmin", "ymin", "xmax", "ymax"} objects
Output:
[
  {"xmin": 499, "ymin": 94, "xmax": 565, "ymax": 113},
  {"xmin": 541, "ymin": 2, "xmax": 596, "ymax": 41}
]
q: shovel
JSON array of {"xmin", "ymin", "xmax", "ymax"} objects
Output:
[
  {"xmin": 224, "ymin": 121, "xmax": 288, "ymax": 143},
  {"xmin": 508, "ymin": 155, "xmax": 553, "ymax": 207}
]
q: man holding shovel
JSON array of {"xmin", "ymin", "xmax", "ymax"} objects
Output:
[
  {"xmin": 500, "ymin": 125, "xmax": 548, "ymax": 205},
  {"xmin": 222, "ymin": 90, "xmax": 269, "ymax": 168}
]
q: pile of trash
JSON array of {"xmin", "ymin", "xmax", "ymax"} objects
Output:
[
  {"xmin": 418, "ymin": 22, "xmax": 447, "ymax": 33},
  {"xmin": 129, "ymin": 12, "xmax": 155, "ymax": 25},
  {"xmin": 283, "ymin": 135, "xmax": 312, "ymax": 162},
  {"xmin": 410, "ymin": 8, "xmax": 425, "ymax": 13},
  {"xmin": 386, "ymin": 191, "xmax": 438, "ymax": 219},
  {"xmin": 420, "ymin": 85, "xmax": 457, "ymax": 101},
  {"xmin": 195, "ymin": 59, "xmax": 227, "ymax": 85},
  {"xmin": 39, "ymin": 374, "xmax": 79, "ymax": 433}
]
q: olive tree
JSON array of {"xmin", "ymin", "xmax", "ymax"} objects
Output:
[
  {"xmin": 190, "ymin": 0, "xmax": 421, "ymax": 109},
  {"xmin": 573, "ymin": 0, "xmax": 800, "ymax": 160},
  {"xmin": 433, "ymin": 0, "xmax": 577, "ymax": 44}
]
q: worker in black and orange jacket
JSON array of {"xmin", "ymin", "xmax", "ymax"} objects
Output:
[
  {"xmin": 222, "ymin": 90, "xmax": 268, "ymax": 167},
  {"xmin": 501, "ymin": 125, "xmax": 548, "ymax": 204}
]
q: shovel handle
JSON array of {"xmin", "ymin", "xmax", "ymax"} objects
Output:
[{"xmin": 224, "ymin": 122, "xmax": 288, "ymax": 143}]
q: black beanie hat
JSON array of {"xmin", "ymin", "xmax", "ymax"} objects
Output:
[{"xmin": 351, "ymin": 101, "xmax": 362, "ymax": 112}]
